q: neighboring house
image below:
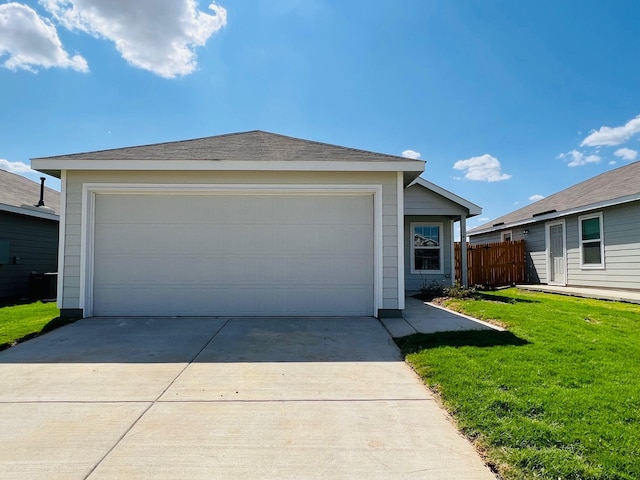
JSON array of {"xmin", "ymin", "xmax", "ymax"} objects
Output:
[
  {"xmin": 468, "ymin": 161, "xmax": 640, "ymax": 290},
  {"xmin": 0, "ymin": 170, "xmax": 60, "ymax": 300},
  {"xmin": 32, "ymin": 131, "xmax": 480, "ymax": 318}
]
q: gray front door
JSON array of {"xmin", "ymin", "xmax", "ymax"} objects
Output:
[{"xmin": 548, "ymin": 222, "xmax": 566, "ymax": 285}]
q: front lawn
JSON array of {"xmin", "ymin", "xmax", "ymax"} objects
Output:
[
  {"xmin": 397, "ymin": 288, "xmax": 640, "ymax": 479},
  {"xmin": 0, "ymin": 301, "xmax": 64, "ymax": 349}
]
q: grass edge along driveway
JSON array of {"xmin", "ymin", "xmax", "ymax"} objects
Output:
[
  {"xmin": 397, "ymin": 288, "xmax": 640, "ymax": 480},
  {"xmin": 0, "ymin": 301, "xmax": 70, "ymax": 350}
]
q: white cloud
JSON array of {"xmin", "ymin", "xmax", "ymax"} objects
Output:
[
  {"xmin": 453, "ymin": 154, "xmax": 511, "ymax": 182},
  {"xmin": 581, "ymin": 115, "xmax": 640, "ymax": 147},
  {"xmin": 609, "ymin": 160, "xmax": 617, "ymax": 165},
  {"xmin": 0, "ymin": 158, "xmax": 36, "ymax": 174},
  {"xmin": 558, "ymin": 150, "xmax": 601, "ymax": 167},
  {"xmin": 529, "ymin": 194, "xmax": 545, "ymax": 202},
  {"xmin": 41, "ymin": 0, "xmax": 227, "ymax": 78},
  {"xmin": 401, "ymin": 149, "xmax": 421, "ymax": 159},
  {"xmin": 614, "ymin": 147, "xmax": 638, "ymax": 161},
  {"xmin": 0, "ymin": 3, "xmax": 88, "ymax": 72},
  {"xmin": 475, "ymin": 217, "xmax": 489, "ymax": 222},
  {"xmin": 1, "ymin": 158, "xmax": 61, "ymax": 190}
]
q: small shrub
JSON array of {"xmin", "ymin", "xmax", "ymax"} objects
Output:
[
  {"xmin": 420, "ymin": 279, "xmax": 445, "ymax": 299},
  {"xmin": 442, "ymin": 282, "xmax": 481, "ymax": 299}
]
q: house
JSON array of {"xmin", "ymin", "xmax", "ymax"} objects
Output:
[
  {"xmin": 0, "ymin": 170, "xmax": 60, "ymax": 300},
  {"xmin": 31, "ymin": 131, "xmax": 481, "ymax": 318},
  {"xmin": 468, "ymin": 161, "xmax": 640, "ymax": 290}
]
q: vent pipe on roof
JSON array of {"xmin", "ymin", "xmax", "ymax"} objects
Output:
[{"xmin": 37, "ymin": 177, "xmax": 45, "ymax": 207}]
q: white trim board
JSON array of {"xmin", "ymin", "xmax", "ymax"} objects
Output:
[
  {"xmin": 396, "ymin": 172, "xmax": 405, "ymax": 310},
  {"xmin": 56, "ymin": 171, "xmax": 67, "ymax": 308},
  {"xmin": 33, "ymin": 159, "xmax": 424, "ymax": 174},
  {"xmin": 79, "ymin": 183, "xmax": 385, "ymax": 317}
]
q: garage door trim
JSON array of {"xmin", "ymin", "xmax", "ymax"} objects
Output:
[{"xmin": 79, "ymin": 183, "xmax": 383, "ymax": 317}]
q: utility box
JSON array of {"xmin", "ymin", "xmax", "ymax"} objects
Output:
[{"xmin": 29, "ymin": 272, "xmax": 58, "ymax": 301}]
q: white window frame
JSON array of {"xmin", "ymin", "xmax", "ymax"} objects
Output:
[
  {"xmin": 501, "ymin": 230, "xmax": 513, "ymax": 242},
  {"xmin": 410, "ymin": 222, "xmax": 444, "ymax": 274},
  {"xmin": 578, "ymin": 212, "xmax": 605, "ymax": 269}
]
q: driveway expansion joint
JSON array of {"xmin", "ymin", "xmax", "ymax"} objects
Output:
[{"xmin": 84, "ymin": 319, "xmax": 231, "ymax": 479}]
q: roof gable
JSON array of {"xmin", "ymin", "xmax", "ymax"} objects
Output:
[
  {"xmin": 470, "ymin": 161, "xmax": 640, "ymax": 234},
  {"xmin": 0, "ymin": 170, "xmax": 60, "ymax": 218},
  {"xmin": 407, "ymin": 177, "xmax": 482, "ymax": 217}
]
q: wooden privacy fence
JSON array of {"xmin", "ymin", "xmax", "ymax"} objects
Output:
[{"xmin": 455, "ymin": 240, "xmax": 527, "ymax": 287}]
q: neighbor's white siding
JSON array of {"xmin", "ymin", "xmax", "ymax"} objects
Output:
[{"xmin": 61, "ymin": 170, "xmax": 400, "ymax": 312}]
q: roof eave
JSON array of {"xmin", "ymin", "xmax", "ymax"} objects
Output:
[
  {"xmin": 0, "ymin": 203, "xmax": 59, "ymax": 221},
  {"xmin": 469, "ymin": 193, "xmax": 640, "ymax": 236},
  {"xmin": 31, "ymin": 159, "xmax": 425, "ymax": 175}
]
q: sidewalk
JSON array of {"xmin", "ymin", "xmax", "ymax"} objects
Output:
[
  {"xmin": 381, "ymin": 297, "xmax": 504, "ymax": 338},
  {"xmin": 517, "ymin": 284, "xmax": 640, "ymax": 304}
]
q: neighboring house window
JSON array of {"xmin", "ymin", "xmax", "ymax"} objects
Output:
[
  {"xmin": 579, "ymin": 212, "xmax": 604, "ymax": 268},
  {"xmin": 411, "ymin": 223, "xmax": 443, "ymax": 273},
  {"xmin": 501, "ymin": 230, "xmax": 513, "ymax": 242}
]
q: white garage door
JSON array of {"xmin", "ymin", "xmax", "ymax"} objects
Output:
[{"xmin": 92, "ymin": 194, "xmax": 374, "ymax": 316}]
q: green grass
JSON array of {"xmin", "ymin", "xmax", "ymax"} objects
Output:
[
  {"xmin": 0, "ymin": 301, "xmax": 68, "ymax": 349},
  {"xmin": 397, "ymin": 288, "xmax": 640, "ymax": 480}
]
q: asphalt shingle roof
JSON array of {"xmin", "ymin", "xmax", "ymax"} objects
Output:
[
  {"xmin": 33, "ymin": 130, "xmax": 419, "ymax": 163},
  {"xmin": 0, "ymin": 170, "xmax": 60, "ymax": 215},
  {"xmin": 470, "ymin": 161, "xmax": 640, "ymax": 234}
]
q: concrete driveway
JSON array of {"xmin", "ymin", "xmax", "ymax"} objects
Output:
[{"xmin": 0, "ymin": 316, "xmax": 495, "ymax": 479}]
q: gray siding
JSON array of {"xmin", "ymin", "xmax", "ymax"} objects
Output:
[
  {"xmin": 565, "ymin": 203, "xmax": 640, "ymax": 289},
  {"xmin": 468, "ymin": 231, "xmax": 501, "ymax": 245},
  {"xmin": 62, "ymin": 170, "xmax": 401, "ymax": 311},
  {"xmin": 404, "ymin": 184, "xmax": 469, "ymax": 216},
  {"xmin": 0, "ymin": 211, "xmax": 58, "ymax": 299},
  {"xmin": 404, "ymin": 215, "xmax": 454, "ymax": 292},
  {"xmin": 523, "ymin": 224, "xmax": 546, "ymax": 284}
]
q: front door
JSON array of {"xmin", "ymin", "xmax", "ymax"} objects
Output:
[{"xmin": 547, "ymin": 221, "xmax": 566, "ymax": 285}]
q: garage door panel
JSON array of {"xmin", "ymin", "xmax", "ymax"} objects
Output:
[
  {"xmin": 96, "ymin": 285, "xmax": 374, "ymax": 317},
  {"xmin": 96, "ymin": 195, "xmax": 372, "ymax": 225},
  {"xmin": 93, "ymin": 194, "xmax": 374, "ymax": 316},
  {"xmin": 95, "ymin": 253, "xmax": 373, "ymax": 287},
  {"xmin": 95, "ymin": 223, "xmax": 371, "ymax": 256}
]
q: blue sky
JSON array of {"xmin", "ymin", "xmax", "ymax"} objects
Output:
[{"xmin": 1, "ymin": 0, "xmax": 640, "ymax": 231}]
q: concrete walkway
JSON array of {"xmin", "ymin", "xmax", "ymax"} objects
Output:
[
  {"xmin": 0, "ymin": 316, "xmax": 496, "ymax": 480},
  {"xmin": 381, "ymin": 297, "xmax": 504, "ymax": 338},
  {"xmin": 517, "ymin": 284, "xmax": 640, "ymax": 304}
]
